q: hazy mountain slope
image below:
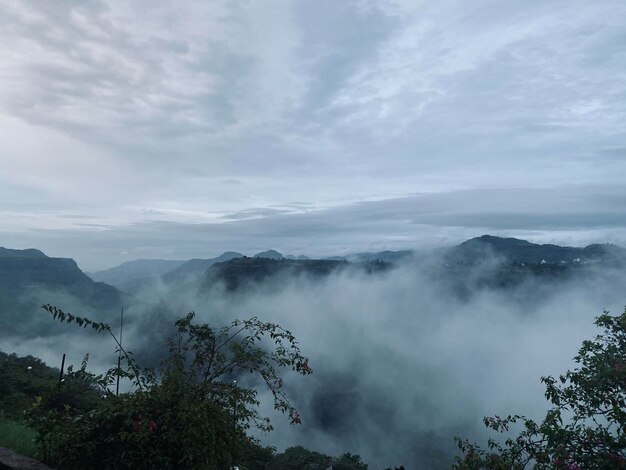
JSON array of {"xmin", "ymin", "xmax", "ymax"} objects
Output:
[
  {"xmin": 346, "ymin": 250, "xmax": 414, "ymax": 263},
  {"xmin": 88, "ymin": 259, "xmax": 185, "ymax": 287},
  {"xmin": 200, "ymin": 257, "xmax": 351, "ymax": 292},
  {"xmin": 161, "ymin": 251, "xmax": 244, "ymax": 285},
  {"xmin": 324, "ymin": 249, "xmax": 414, "ymax": 263},
  {"xmin": 0, "ymin": 248, "xmax": 126, "ymax": 338},
  {"xmin": 4, "ymin": 236, "xmax": 625, "ymax": 339}
]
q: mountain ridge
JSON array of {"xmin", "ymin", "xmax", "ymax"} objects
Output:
[
  {"xmin": 2, "ymin": 236, "xmax": 625, "ymax": 337},
  {"xmin": 0, "ymin": 247, "xmax": 47, "ymax": 258},
  {"xmin": 448, "ymin": 235, "xmax": 625, "ymax": 265},
  {"xmin": 83, "ymin": 236, "xmax": 626, "ymax": 288}
]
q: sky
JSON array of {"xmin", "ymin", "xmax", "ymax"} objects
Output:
[{"xmin": 1, "ymin": 0, "xmax": 626, "ymax": 270}]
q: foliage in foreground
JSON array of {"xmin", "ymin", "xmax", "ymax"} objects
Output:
[
  {"xmin": 0, "ymin": 350, "xmax": 61, "ymax": 419},
  {"xmin": 0, "ymin": 419, "xmax": 38, "ymax": 458},
  {"xmin": 268, "ymin": 445, "xmax": 368, "ymax": 470},
  {"xmin": 28, "ymin": 305, "xmax": 314, "ymax": 469},
  {"xmin": 453, "ymin": 308, "xmax": 626, "ymax": 469}
]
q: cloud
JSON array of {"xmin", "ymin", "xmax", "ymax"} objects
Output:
[
  {"xmin": 1, "ymin": 1, "xmax": 626, "ymax": 268},
  {"xmin": 0, "ymin": 0, "xmax": 315, "ymax": 145}
]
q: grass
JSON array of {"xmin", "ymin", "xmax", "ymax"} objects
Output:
[{"xmin": 0, "ymin": 419, "xmax": 38, "ymax": 458}]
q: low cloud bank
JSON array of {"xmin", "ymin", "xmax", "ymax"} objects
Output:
[{"xmin": 4, "ymin": 257, "xmax": 626, "ymax": 468}]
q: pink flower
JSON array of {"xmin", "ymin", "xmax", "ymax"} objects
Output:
[{"xmin": 289, "ymin": 410, "xmax": 301, "ymax": 425}]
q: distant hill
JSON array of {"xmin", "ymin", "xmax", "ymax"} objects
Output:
[
  {"xmin": 89, "ymin": 259, "xmax": 186, "ymax": 287},
  {"xmin": 285, "ymin": 254, "xmax": 311, "ymax": 260},
  {"xmin": 445, "ymin": 235, "xmax": 626, "ymax": 265},
  {"xmin": 162, "ymin": 251, "xmax": 244, "ymax": 285},
  {"xmin": 201, "ymin": 257, "xmax": 350, "ymax": 291},
  {"xmin": 345, "ymin": 250, "xmax": 414, "ymax": 263},
  {"xmin": 324, "ymin": 250, "xmax": 414, "ymax": 263},
  {"xmin": 96, "ymin": 249, "xmax": 413, "ymax": 293},
  {"xmin": 4, "ymin": 237, "xmax": 624, "ymax": 334},
  {"xmin": 0, "ymin": 247, "xmax": 126, "ymax": 337},
  {"xmin": 253, "ymin": 249, "xmax": 284, "ymax": 260}
]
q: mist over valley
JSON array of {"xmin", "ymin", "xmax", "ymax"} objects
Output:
[{"xmin": 2, "ymin": 235, "xmax": 625, "ymax": 468}]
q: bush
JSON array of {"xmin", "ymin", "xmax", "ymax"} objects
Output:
[{"xmin": 28, "ymin": 305, "xmax": 312, "ymax": 469}]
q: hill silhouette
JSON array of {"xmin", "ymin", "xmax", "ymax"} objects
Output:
[
  {"xmin": 446, "ymin": 235, "xmax": 625, "ymax": 265},
  {"xmin": 0, "ymin": 247, "xmax": 125, "ymax": 337}
]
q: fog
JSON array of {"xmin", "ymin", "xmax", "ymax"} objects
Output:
[
  {"xmin": 3, "ymin": 256, "xmax": 626, "ymax": 468},
  {"xmin": 209, "ymin": 262, "xmax": 625, "ymax": 467}
]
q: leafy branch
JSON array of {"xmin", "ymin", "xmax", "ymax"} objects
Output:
[
  {"xmin": 41, "ymin": 304, "xmax": 155, "ymax": 392},
  {"xmin": 453, "ymin": 308, "xmax": 626, "ymax": 469}
]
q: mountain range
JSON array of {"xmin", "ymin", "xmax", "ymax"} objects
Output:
[
  {"xmin": 2, "ymin": 235, "xmax": 624, "ymax": 339},
  {"xmin": 89, "ymin": 248, "xmax": 413, "ymax": 289},
  {"xmin": 88, "ymin": 236, "xmax": 625, "ymax": 290}
]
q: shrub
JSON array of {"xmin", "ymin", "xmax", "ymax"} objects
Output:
[{"xmin": 28, "ymin": 305, "xmax": 311, "ymax": 469}]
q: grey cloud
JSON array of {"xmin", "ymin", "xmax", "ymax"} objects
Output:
[
  {"xmin": 290, "ymin": 1, "xmax": 399, "ymax": 118},
  {"xmin": 2, "ymin": 1, "xmax": 626, "ymax": 269},
  {"xmin": 413, "ymin": 212, "xmax": 626, "ymax": 230},
  {"xmin": 56, "ymin": 214, "xmax": 111, "ymax": 220},
  {"xmin": 75, "ymin": 223, "xmax": 114, "ymax": 229},
  {"xmin": 598, "ymin": 148, "xmax": 626, "ymax": 159},
  {"xmin": 221, "ymin": 207, "xmax": 292, "ymax": 220},
  {"xmin": 4, "ymin": 184, "xmax": 626, "ymax": 270},
  {"xmin": 0, "ymin": 1, "xmax": 248, "ymax": 145}
]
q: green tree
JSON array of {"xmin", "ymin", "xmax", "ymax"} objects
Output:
[
  {"xmin": 268, "ymin": 446, "xmax": 369, "ymax": 470},
  {"xmin": 334, "ymin": 452, "xmax": 368, "ymax": 470},
  {"xmin": 453, "ymin": 308, "xmax": 626, "ymax": 469},
  {"xmin": 29, "ymin": 305, "xmax": 312, "ymax": 469},
  {"xmin": 269, "ymin": 445, "xmax": 331, "ymax": 469}
]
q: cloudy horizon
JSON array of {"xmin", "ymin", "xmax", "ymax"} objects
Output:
[{"xmin": 2, "ymin": 0, "xmax": 626, "ymax": 270}]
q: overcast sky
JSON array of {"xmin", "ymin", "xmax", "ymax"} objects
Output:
[{"xmin": 1, "ymin": 0, "xmax": 626, "ymax": 270}]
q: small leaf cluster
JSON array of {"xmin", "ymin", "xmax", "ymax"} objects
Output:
[
  {"xmin": 42, "ymin": 304, "xmax": 110, "ymax": 332},
  {"xmin": 169, "ymin": 312, "xmax": 312, "ymax": 431}
]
